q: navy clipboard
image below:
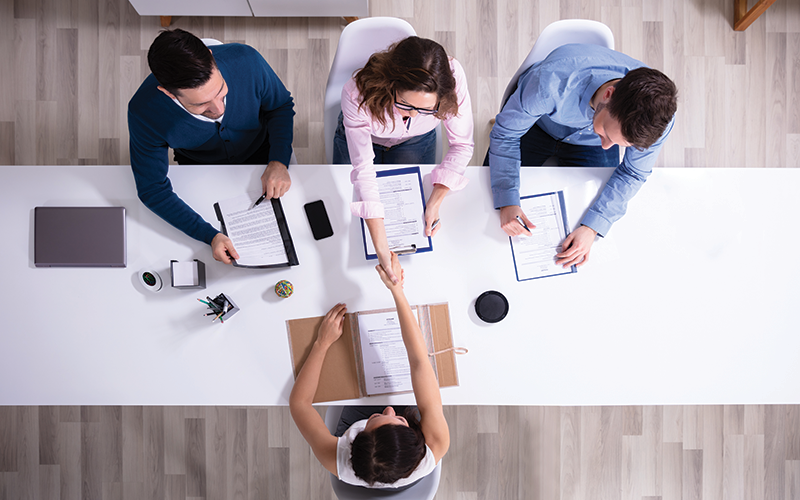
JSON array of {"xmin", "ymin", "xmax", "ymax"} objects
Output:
[
  {"xmin": 360, "ymin": 166, "xmax": 433, "ymax": 260},
  {"xmin": 510, "ymin": 190, "xmax": 576, "ymax": 281}
]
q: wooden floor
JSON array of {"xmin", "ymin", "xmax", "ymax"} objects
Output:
[
  {"xmin": 2, "ymin": 0, "xmax": 800, "ymax": 499},
  {"xmin": 0, "ymin": 0, "xmax": 799, "ymax": 166},
  {"xmin": 1, "ymin": 406, "xmax": 799, "ymax": 500}
]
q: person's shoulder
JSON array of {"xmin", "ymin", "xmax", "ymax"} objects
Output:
[
  {"xmin": 212, "ymin": 43, "xmax": 268, "ymax": 67},
  {"xmin": 448, "ymin": 57, "xmax": 467, "ymax": 79},
  {"xmin": 128, "ymin": 73, "xmax": 164, "ymax": 116},
  {"xmin": 548, "ymin": 43, "xmax": 645, "ymax": 69}
]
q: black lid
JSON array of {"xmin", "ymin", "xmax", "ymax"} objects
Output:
[{"xmin": 475, "ymin": 290, "xmax": 509, "ymax": 323}]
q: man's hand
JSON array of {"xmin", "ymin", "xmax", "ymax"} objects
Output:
[
  {"xmin": 260, "ymin": 161, "xmax": 291, "ymax": 199},
  {"xmin": 211, "ymin": 233, "xmax": 240, "ymax": 265},
  {"xmin": 316, "ymin": 303, "xmax": 347, "ymax": 349},
  {"xmin": 499, "ymin": 205, "xmax": 535, "ymax": 236},
  {"xmin": 424, "ymin": 184, "xmax": 450, "ymax": 237},
  {"xmin": 556, "ymin": 225, "xmax": 597, "ymax": 268}
]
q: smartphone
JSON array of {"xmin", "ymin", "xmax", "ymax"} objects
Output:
[{"xmin": 304, "ymin": 200, "xmax": 334, "ymax": 240}]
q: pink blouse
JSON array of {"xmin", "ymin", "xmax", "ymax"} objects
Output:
[{"xmin": 341, "ymin": 58, "xmax": 474, "ymax": 219}]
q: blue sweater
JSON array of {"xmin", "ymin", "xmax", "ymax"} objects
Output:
[{"xmin": 128, "ymin": 43, "xmax": 295, "ymax": 245}]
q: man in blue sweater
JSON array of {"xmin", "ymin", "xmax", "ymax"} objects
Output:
[
  {"xmin": 128, "ymin": 29, "xmax": 295, "ymax": 264},
  {"xmin": 488, "ymin": 44, "xmax": 677, "ymax": 269}
]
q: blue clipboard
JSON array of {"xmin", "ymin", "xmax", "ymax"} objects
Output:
[
  {"xmin": 510, "ymin": 190, "xmax": 576, "ymax": 281},
  {"xmin": 360, "ymin": 166, "xmax": 433, "ymax": 260}
]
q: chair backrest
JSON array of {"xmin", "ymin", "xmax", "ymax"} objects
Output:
[
  {"xmin": 323, "ymin": 17, "xmax": 417, "ymax": 164},
  {"xmin": 201, "ymin": 38, "xmax": 223, "ymax": 47},
  {"xmin": 323, "ymin": 407, "xmax": 443, "ymax": 500},
  {"xmin": 499, "ymin": 19, "xmax": 614, "ymax": 110}
]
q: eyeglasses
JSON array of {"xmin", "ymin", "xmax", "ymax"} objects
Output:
[{"xmin": 393, "ymin": 93, "xmax": 439, "ymax": 115}]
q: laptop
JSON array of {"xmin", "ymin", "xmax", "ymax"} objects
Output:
[{"xmin": 34, "ymin": 207, "xmax": 127, "ymax": 268}]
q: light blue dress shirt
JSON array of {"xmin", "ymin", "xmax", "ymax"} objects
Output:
[{"xmin": 489, "ymin": 43, "xmax": 675, "ymax": 237}]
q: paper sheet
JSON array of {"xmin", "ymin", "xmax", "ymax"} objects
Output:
[
  {"xmin": 511, "ymin": 191, "xmax": 573, "ymax": 280},
  {"xmin": 216, "ymin": 191, "xmax": 287, "ymax": 267},
  {"xmin": 364, "ymin": 170, "xmax": 431, "ymax": 255},
  {"xmin": 357, "ymin": 308, "xmax": 419, "ymax": 396}
]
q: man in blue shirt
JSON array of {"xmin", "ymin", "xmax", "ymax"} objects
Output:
[
  {"xmin": 129, "ymin": 29, "xmax": 295, "ymax": 264},
  {"xmin": 488, "ymin": 43, "xmax": 677, "ymax": 268}
]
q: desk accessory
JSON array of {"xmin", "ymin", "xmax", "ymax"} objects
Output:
[
  {"xmin": 138, "ymin": 269, "xmax": 163, "ymax": 292},
  {"xmin": 287, "ymin": 303, "xmax": 460, "ymax": 403},
  {"xmin": 170, "ymin": 260, "xmax": 206, "ymax": 289},
  {"xmin": 199, "ymin": 293, "xmax": 239, "ymax": 323},
  {"xmin": 475, "ymin": 291, "xmax": 509, "ymax": 323},
  {"xmin": 34, "ymin": 206, "xmax": 126, "ymax": 267},
  {"xmin": 275, "ymin": 280, "xmax": 294, "ymax": 298}
]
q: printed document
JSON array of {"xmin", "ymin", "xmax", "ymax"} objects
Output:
[
  {"xmin": 357, "ymin": 308, "xmax": 419, "ymax": 396},
  {"xmin": 511, "ymin": 191, "xmax": 575, "ymax": 281},
  {"xmin": 216, "ymin": 191, "xmax": 287, "ymax": 267},
  {"xmin": 364, "ymin": 169, "xmax": 431, "ymax": 256}
]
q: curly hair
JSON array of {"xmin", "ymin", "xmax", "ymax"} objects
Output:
[
  {"xmin": 354, "ymin": 36, "xmax": 459, "ymax": 130},
  {"xmin": 349, "ymin": 408, "xmax": 427, "ymax": 485},
  {"xmin": 606, "ymin": 67, "xmax": 678, "ymax": 150},
  {"xmin": 147, "ymin": 29, "xmax": 216, "ymax": 96}
]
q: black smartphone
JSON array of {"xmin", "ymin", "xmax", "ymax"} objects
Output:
[{"xmin": 304, "ymin": 200, "xmax": 334, "ymax": 240}]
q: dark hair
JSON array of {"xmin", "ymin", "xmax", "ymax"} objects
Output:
[
  {"xmin": 354, "ymin": 36, "xmax": 459, "ymax": 129},
  {"xmin": 606, "ymin": 67, "xmax": 678, "ymax": 150},
  {"xmin": 147, "ymin": 29, "xmax": 217, "ymax": 95},
  {"xmin": 350, "ymin": 408, "xmax": 427, "ymax": 485}
]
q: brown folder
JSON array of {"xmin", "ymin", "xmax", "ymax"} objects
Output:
[{"xmin": 286, "ymin": 303, "xmax": 459, "ymax": 403}]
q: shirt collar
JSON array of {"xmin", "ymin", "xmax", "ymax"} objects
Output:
[
  {"xmin": 580, "ymin": 71, "xmax": 623, "ymax": 120},
  {"xmin": 170, "ymin": 95, "xmax": 226, "ymax": 123}
]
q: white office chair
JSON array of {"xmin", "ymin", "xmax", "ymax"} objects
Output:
[
  {"xmin": 203, "ymin": 37, "xmax": 298, "ymax": 164},
  {"xmin": 324, "ymin": 17, "xmax": 443, "ymax": 165},
  {"xmin": 323, "ymin": 406, "xmax": 443, "ymax": 500},
  {"xmin": 499, "ymin": 19, "xmax": 615, "ymax": 111}
]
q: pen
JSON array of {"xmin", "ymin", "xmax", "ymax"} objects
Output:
[
  {"xmin": 431, "ymin": 219, "xmax": 440, "ymax": 231},
  {"xmin": 515, "ymin": 215, "xmax": 531, "ymax": 232},
  {"xmin": 252, "ymin": 192, "xmax": 267, "ymax": 208}
]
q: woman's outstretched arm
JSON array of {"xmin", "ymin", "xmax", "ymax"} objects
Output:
[{"xmin": 375, "ymin": 254, "xmax": 450, "ymax": 462}]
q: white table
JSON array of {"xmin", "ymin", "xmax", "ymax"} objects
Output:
[{"xmin": 1, "ymin": 165, "xmax": 798, "ymax": 405}]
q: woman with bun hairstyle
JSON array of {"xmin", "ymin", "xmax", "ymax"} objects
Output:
[
  {"xmin": 333, "ymin": 36, "xmax": 474, "ymax": 284},
  {"xmin": 289, "ymin": 253, "xmax": 450, "ymax": 490}
]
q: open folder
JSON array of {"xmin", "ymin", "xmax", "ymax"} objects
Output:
[
  {"xmin": 360, "ymin": 167, "xmax": 433, "ymax": 259},
  {"xmin": 286, "ymin": 303, "xmax": 459, "ymax": 403},
  {"xmin": 214, "ymin": 191, "xmax": 299, "ymax": 268}
]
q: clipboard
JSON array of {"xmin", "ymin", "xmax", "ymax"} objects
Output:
[
  {"xmin": 510, "ymin": 190, "xmax": 576, "ymax": 281},
  {"xmin": 213, "ymin": 196, "xmax": 299, "ymax": 269},
  {"xmin": 360, "ymin": 166, "xmax": 433, "ymax": 260}
]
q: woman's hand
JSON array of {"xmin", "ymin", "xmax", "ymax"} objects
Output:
[
  {"xmin": 424, "ymin": 184, "xmax": 450, "ymax": 237},
  {"xmin": 316, "ymin": 303, "xmax": 347, "ymax": 349},
  {"xmin": 375, "ymin": 252, "xmax": 405, "ymax": 291}
]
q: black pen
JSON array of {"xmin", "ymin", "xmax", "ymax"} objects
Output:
[{"xmin": 252, "ymin": 192, "xmax": 267, "ymax": 208}]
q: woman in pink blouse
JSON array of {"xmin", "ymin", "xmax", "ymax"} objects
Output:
[{"xmin": 333, "ymin": 36, "xmax": 474, "ymax": 283}]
